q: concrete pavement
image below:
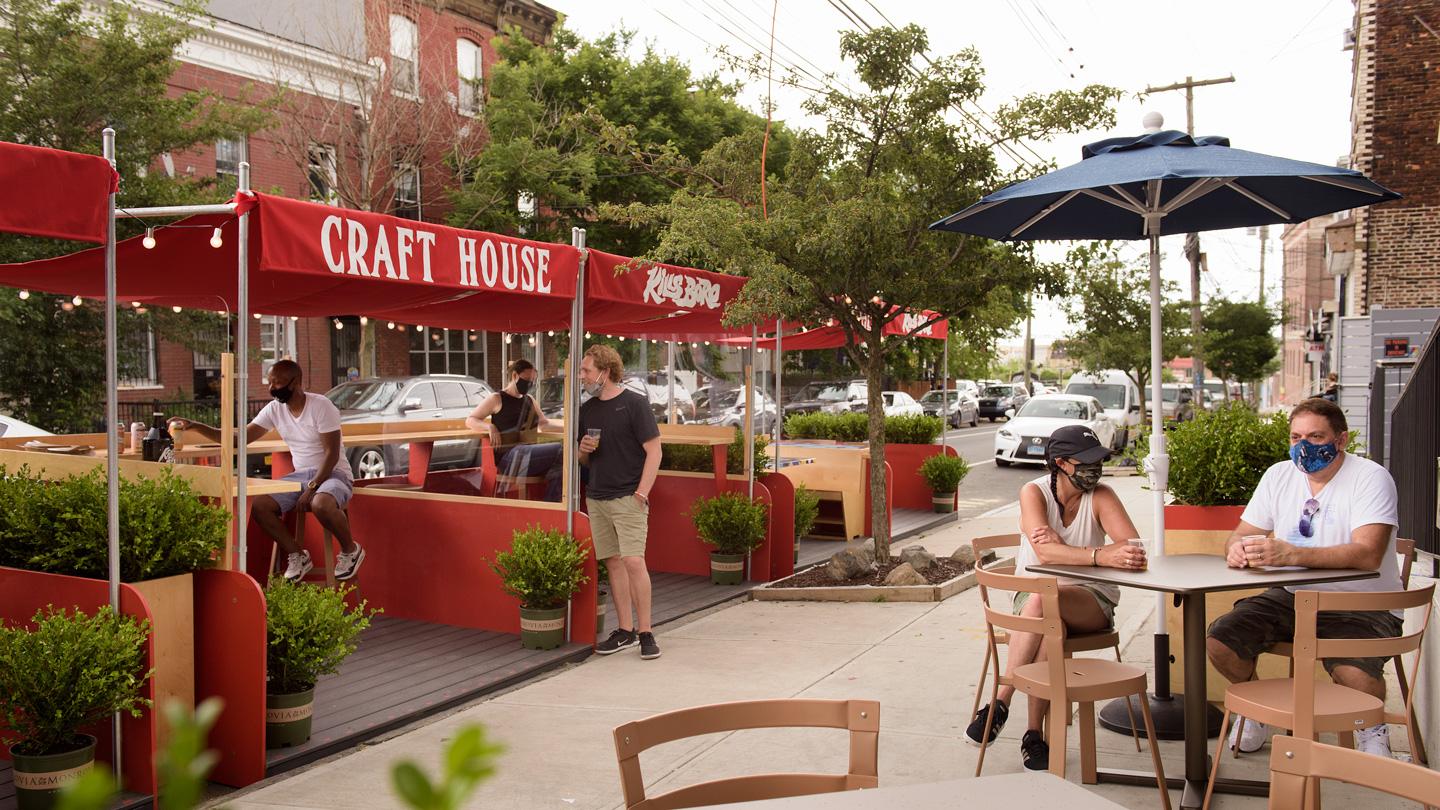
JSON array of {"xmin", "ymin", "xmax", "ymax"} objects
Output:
[{"xmin": 220, "ymin": 475, "xmax": 1424, "ymax": 810}]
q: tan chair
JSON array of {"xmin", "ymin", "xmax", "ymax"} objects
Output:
[
  {"xmin": 613, "ymin": 698, "xmax": 879, "ymax": 809},
  {"xmin": 1203, "ymin": 583, "xmax": 1435, "ymax": 810},
  {"xmin": 974, "ymin": 568, "xmax": 1170, "ymax": 808},
  {"xmin": 1236, "ymin": 539, "xmax": 1427, "ymax": 764},
  {"xmin": 968, "ymin": 534, "xmax": 1138, "ymax": 751},
  {"xmin": 1268, "ymin": 735, "xmax": 1440, "ymax": 809}
]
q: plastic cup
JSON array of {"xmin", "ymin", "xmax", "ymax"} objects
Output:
[
  {"xmin": 586, "ymin": 428, "xmax": 601, "ymax": 448},
  {"xmin": 1126, "ymin": 538, "xmax": 1150, "ymax": 569}
]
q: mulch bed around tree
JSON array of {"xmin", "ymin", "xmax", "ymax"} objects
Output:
[{"xmin": 770, "ymin": 556, "xmax": 974, "ymax": 589}]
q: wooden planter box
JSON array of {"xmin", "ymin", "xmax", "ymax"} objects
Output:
[{"xmin": 128, "ymin": 572, "xmax": 194, "ymax": 751}]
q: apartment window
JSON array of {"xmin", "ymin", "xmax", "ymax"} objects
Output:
[
  {"xmin": 456, "ymin": 38, "xmax": 482, "ymax": 115},
  {"xmin": 307, "ymin": 144, "xmax": 337, "ymax": 204},
  {"xmin": 118, "ymin": 321, "xmax": 159, "ymax": 389},
  {"xmin": 409, "ymin": 327, "xmax": 486, "ymax": 378},
  {"xmin": 393, "ymin": 164, "xmax": 421, "ymax": 220},
  {"xmin": 389, "ymin": 14, "xmax": 419, "ymax": 96},
  {"xmin": 215, "ymin": 136, "xmax": 246, "ymax": 178},
  {"xmin": 259, "ymin": 316, "xmax": 297, "ymax": 380}
]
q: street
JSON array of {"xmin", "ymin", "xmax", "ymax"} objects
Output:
[{"xmin": 938, "ymin": 421, "xmax": 1042, "ymax": 519}]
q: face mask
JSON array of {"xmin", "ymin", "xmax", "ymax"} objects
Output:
[
  {"xmin": 581, "ymin": 379, "xmax": 602, "ymax": 397},
  {"xmin": 1290, "ymin": 439, "xmax": 1338, "ymax": 474},
  {"xmin": 1067, "ymin": 463, "xmax": 1103, "ymax": 492},
  {"xmin": 515, "ymin": 378, "xmax": 533, "ymax": 396},
  {"xmin": 270, "ymin": 381, "xmax": 294, "ymax": 403}
]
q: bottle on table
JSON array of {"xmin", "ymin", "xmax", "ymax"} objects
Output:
[
  {"xmin": 142, "ymin": 412, "xmax": 175, "ymax": 463},
  {"xmin": 130, "ymin": 421, "xmax": 145, "ymax": 453}
]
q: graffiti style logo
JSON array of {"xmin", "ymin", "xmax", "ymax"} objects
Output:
[
  {"xmin": 642, "ymin": 265, "xmax": 722, "ymax": 309},
  {"xmin": 900, "ymin": 312, "xmax": 937, "ymax": 336}
]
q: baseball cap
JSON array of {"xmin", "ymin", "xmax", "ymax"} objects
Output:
[{"xmin": 1046, "ymin": 424, "xmax": 1111, "ymax": 465}]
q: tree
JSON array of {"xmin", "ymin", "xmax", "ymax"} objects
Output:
[
  {"xmin": 1061, "ymin": 243, "xmax": 1190, "ymax": 426},
  {"xmin": 1202, "ymin": 299, "xmax": 1280, "ymax": 397},
  {"xmin": 0, "ymin": 0, "xmax": 268, "ymax": 432},
  {"xmin": 603, "ymin": 26, "xmax": 1119, "ymax": 557}
]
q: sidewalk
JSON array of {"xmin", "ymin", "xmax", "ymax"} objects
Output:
[{"xmin": 222, "ymin": 476, "xmax": 1419, "ymax": 809}]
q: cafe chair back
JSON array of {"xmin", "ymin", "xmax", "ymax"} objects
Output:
[
  {"xmin": 613, "ymin": 698, "xmax": 880, "ymax": 809},
  {"xmin": 1268, "ymin": 735, "xmax": 1440, "ymax": 809},
  {"xmin": 1203, "ymin": 583, "xmax": 1435, "ymax": 810},
  {"xmin": 974, "ymin": 567, "xmax": 1170, "ymax": 809}
]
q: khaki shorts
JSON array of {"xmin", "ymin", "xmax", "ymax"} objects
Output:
[
  {"xmin": 1207, "ymin": 587, "xmax": 1402, "ymax": 680},
  {"xmin": 1013, "ymin": 582, "xmax": 1118, "ymax": 628},
  {"xmin": 588, "ymin": 495, "xmax": 649, "ymax": 559}
]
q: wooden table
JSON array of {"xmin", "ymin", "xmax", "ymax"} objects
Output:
[
  {"xmin": 1027, "ymin": 554, "xmax": 1378, "ymax": 808},
  {"xmin": 692, "ymin": 773, "xmax": 1125, "ymax": 808}
]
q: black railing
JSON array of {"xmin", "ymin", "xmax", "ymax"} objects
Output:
[
  {"xmin": 117, "ymin": 399, "xmax": 269, "ymax": 430},
  {"xmin": 1387, "ymin": 327, "xmax": 1438, "ymax": 566}
]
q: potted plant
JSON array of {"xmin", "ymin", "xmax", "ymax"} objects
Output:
[
  {"xmin": 0, "ymin": 606, "xmax": 151, "ymax": 810},
  {"xmin": 490, "ymin": 526, "xmax": 589, "ymax": 650},
  {"xmin": 265, "ymin": 578, "xmax": 376, "ymax": 748},
  {"xmin": 919, "ymin": 453, "xmax": 970, "ymax": 513},
  {"xmin": 691, "ymin": 493, "xmax": 769, "ymax": 585},
  {"xmin": 793, "ymin": 484, "xmax": 821, "ymax": 565}
]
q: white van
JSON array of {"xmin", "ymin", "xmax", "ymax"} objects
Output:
[{"xmin": 1063, "ymin": 371, "xmax": 1141, "ymax": 451}]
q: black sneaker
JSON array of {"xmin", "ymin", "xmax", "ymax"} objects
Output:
[
  {"xmin": 638, "ymin": 632, "xmax": 661, "ymax": 659},
  {"xmin": 964, "ymin": 701, "xmax": 1009, "ymax": 747},
  {"xmin": 596, "ymin": 629, "xmax": 638, "ymax": 655},
  {"xmin": 1020, "ymin": 729, "xmax": 1049, "ymax": 772}
]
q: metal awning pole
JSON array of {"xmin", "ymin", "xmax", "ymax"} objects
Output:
[
  {"xmin": 236, "ymin": 162, "xmax": 251, "ymax": 572},
  {"xmin": 942, "ymin": 331, "xmax": 950, "ymax": 446},
  {"xmin": 567, "ymin": 228, "xmax": 587, "ymax": 534},
  {"xmin": 102, "ymin": 127, "xmax": 123, "ymax": 777},
  {"xmin": 773, "ymin": 320, "xmax": 782, "ymax": 472},
  {"xmin": 746, "ymin": 327, "xmax": 756, "ymax": 499},
  {"xmin": 667, "ymin": 338, "xmax": 677, "ymax": 424}
]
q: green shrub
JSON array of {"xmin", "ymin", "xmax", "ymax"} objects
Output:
[
  {"xmin": 884, "ymin": 414, "xmax": 945, "ymax": 444},
  {"xmin": 489, "ymin": 525, "xmax": 589, "ymax": 610},
  {"xmin": 265, "ymin": 578, "xmax": 377, "ymax": 694},
  {"xmin": 1167, "ymin": 403, "xmax": 1290, "ymax": 506},
  {"xmin": 783, "ymin": 412, "xmax": 868, "ymax": 441},
  {"xmin": 660, "ymin": 428, "xmax": 769, "ymax": 474},
  {"xmin": 793, "ymin": 485, "xmax": 820, "ymax": 541},
  {"xmin": 0, "ymin": 466, "xmax": 226, "ymax": 581},
  {"xmin": 0, "ymin": 606, "xmax": 152, "ymax": 755},
  {"xmin": 690, "ymin": 492, "xmax": 769, "ymax": 554},
  {"xmin": 391, "ymin": 725, "xmax": 503, "ymax": 810},
  {"xmin": 919, "ymin": 453, "xmax": 970, "ymax": 493}
]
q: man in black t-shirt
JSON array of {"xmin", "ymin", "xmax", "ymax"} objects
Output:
[{"xmin": 578, "ymin": 345, "xmax": 663, "ymax": 659}]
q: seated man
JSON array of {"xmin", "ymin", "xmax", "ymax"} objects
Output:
[
  {"xmin": 965, "ymin": 425, "xmax": 1147, "ymax": 770},
  {"xmin": 1206, "ymin": 398, "xmax": 1400, "ymax": 758},
  {"xmin": 175, "ymin": 360, "xmax": 364, "ymax": 582}
]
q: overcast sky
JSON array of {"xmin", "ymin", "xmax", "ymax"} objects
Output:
[{"xmin": 550, "ymin": 0, "xmax": 1356, "ymax": 343}]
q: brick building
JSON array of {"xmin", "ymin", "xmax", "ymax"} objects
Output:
[
  {"xmin": 1276, "ymin": 214, "xmax": 1342, "ymax": 405},
  {"xmin": 118, "ymin": 0, "xmax": 557, "ymax": 412}
]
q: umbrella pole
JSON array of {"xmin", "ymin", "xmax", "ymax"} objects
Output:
[{"xmin": 103, "ymin": 128, "xmax": 123, "ymax": 775}]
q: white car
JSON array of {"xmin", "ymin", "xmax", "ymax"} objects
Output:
[
  {"xmin": 705, "ymin": 387, "xmax": 779, "ymax": 432},
  {"xmin": 0, "ymin": 414, "xmax": 52, "ymax": 438},
  {"xmin": 993, "ymin": 394, "xmax": 1115, "ymax": 467},
  {"xmin": 881, "ymin": 391, "xmax": 923, "ymax": 417}
]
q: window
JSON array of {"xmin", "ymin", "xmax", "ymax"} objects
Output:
[
  {"xmin": 216, "ymin": 136, "xmax": 246, "ymax": 178},
  {"xmin": 405, "ymin": 383, "xmax": 437, "ymax": 410},
  {"xmin": 409, "ymin": 327, "xmax": 487, "ymax": 378},
  {"xmin": 393, "ymin": 164, "xmax": 421, "ymax": 220},
  {"xmin": 389, "ymin": 14, "xmax": 418, "ymax": 96},
  {"xmin": 259, "ymin": 316, "xmax": 296, "ymax": 380},
  {"xmin": 456, "ymin": 38, "xmax": 482, "ymax": 115},
  {"xmin": 435, "ymin": 382, "xmax": 469, "ymax": 409},
  {"xmin": 307, "ymin": 144, "xmax": 337, "ymax": 204},
  {"xmin": 516, "ymin": 191, "xmax": 536, "ymax": 235},
  {"xmin": 119, "ymin": 321, "xmax": 159, "ymax": 389}
]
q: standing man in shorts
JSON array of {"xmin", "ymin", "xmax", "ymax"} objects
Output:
[
  {"xmin": 1206, "ymin": 398, "xmax": 1401, "ymax": 758},
  {"xmin": 174, "ymin": 359, "xmax": 364, "ymax": 582},
  {"xmin": 578, "ymin": 345, "xmax": 662, "ymax": 659}
]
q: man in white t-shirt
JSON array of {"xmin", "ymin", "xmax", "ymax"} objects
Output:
[
  {"xmin": 175, "ymin": 360, "xmax": 364, "ymax": 582},
  {"xmin": 1206, "ymin": 398, "xmax": 1401, "ymax": 758}
]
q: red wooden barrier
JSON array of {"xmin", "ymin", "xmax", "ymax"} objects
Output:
[{"xmin": 193, "ymin": 569, "xmax": 266, "ymax": 787}]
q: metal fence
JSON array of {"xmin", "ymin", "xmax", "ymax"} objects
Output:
[
  {"xmin": 1386, "ymin": 329, "xmax": 1438, "ymax": 567},
  {"xmin": 117, "ymin": 399, "xmax": 269, "ymax": 430}
]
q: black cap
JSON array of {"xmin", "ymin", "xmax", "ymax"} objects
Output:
[{"xmin": 1047, "ymin": 424, "xmax": 1111, "ymax": 465}]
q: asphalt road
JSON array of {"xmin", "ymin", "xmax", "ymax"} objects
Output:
[{"xmin": 938, "ymin": 420, "xmax": 1045, "ymax": 519}]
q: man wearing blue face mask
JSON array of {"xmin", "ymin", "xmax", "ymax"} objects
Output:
[{"xmin": 1206, "ymin": 398, "xmax": 1400, "ymax": 759}]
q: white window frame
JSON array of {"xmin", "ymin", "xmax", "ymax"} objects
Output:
[
  {"xmin": 118, "ymin": 321, "xmax": 160, "ymax": 390},
  {"xmin": 307, "ymin": 143, "xmax": 338, "ymax": 205},
  {"xmin": 456, "ymin": 38, "xmax": 482, "ymax": 116},
  {"xmin": 259, "ymin": 316, "xmax": 297, "ymax": 380},
  {"xmin": 393, "ymin": 163, "xmax": 421, "ymax": 220},
  {"xmin": 389, "ymin": 14, "xmax": 419, "ymax": 98},
  {"xmin": 216, "ymin": 136, "xmax": 246, "ymax": 178},
  {"xmin": 411, "ymin": 328, "xmax": 487, "ymax": 378}
]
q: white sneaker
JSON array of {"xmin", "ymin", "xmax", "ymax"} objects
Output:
[
  {"xmin": 1229, "ymin": 716, "xmax": 1271, "ymax": 754},
  {"xmin": 283, "ymin": 549, "xmax": 313, "ymax": 582},
  {"xmin": 1355, "ymin": 724, "xmax": 1393, "ymax": 758},
  {"xmin": 333, "ymin": 542, "xmax": 366, "ymax": 581}
]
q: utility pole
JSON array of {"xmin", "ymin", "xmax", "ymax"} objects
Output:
[
  {"xmin": 1256, "ymin": 224, "xmax": 1269, "ymax": 305},
  {"xmin": 1144, "ymin": 74, "xmax": 1235, "ymax": 406},
  {"xmin": 1023, "ymin": 291, "xmax": 1033, "ymax": 392}
]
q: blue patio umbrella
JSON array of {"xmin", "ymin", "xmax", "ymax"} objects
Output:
[{"xmin": 929, "ymin": 125, "xmax": 1399, "ymax": 751}]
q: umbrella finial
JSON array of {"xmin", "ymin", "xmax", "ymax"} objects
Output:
[{"xmin": 1142, "ymin": 111, "xmax": 1164, "ymax": 133}]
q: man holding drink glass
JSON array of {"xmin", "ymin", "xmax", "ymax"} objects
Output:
[{"xmin": 1205, "ymin": 398, "xmax": 1401, "ymax": 758}]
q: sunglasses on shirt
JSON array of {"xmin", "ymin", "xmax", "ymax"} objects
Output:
[{"xmin": 1298, "ymin": 497, "xmax": 1320, "ymax": 538}]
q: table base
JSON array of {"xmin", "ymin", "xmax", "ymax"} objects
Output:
[
  {"xmin": 1098, "ymin": 693, "xmax": 1222, "ymax": 740},
  {"xmin": 1095, "ymin": 767, "xmax": 1268, "ymax": 809}
]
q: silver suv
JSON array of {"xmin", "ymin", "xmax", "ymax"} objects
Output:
[{"xmin": 324, "ymin": 374, "xmax": 495, "ymax": 479}]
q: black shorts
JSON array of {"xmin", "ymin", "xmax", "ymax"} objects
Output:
[{"xmin": 1206, "ymin": 587, "xmax": 1403, "ymax": 680}]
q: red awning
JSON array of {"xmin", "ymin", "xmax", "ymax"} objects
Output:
[
  {"xmin": 720, "ymin": 311, "xmax": 948, "ymax": 350},
  {"xmin": 582, "ymin": 249, "xmax": 755, "ymax": 339},
  {"xmin": 0, "ymin": 141, "xmax": 118, "ymax": 244}
]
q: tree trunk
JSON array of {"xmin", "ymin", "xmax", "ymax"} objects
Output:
[
  {"xmin": 359, "ymin": 320, "xmax": 377, "ymax": 378},
  {"xmin": 865, "ymin": 349, "xmax": 890, "ymax": 560}
]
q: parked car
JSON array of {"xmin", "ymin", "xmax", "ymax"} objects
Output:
[
  {"xmin": 324, "ymin": 374, "xmax": 495, "ymax": 479},
  {"xmin": 918, "ymin": 389, "xmax": 979, "ymax": 428},
  {"xmin": 993, "ymin": 394, "xmax": 1115, "ymax": 467},
  {"xmin": 976, "ymin": 383, "xmax": 1029, "ymax": 422},
  {"xmin": 704, "ymin": 386, "xmax": 779, "ymax": 432},
  {"xmin": 1146, "ymin": 384, "xmax": 1196, "ymax": 423},
  {"xmin": 1064, "ymin": 370, "xmax": 1141, "ymax": 451},
  {"xmin": 537, "ymin": 374, "xmax": 695, "ymax": 423},
  {"xmin": 783, "ymin": 379, "xmax": 868, "ymax": 416},
  {"xmin": 880, "ymin": 390, "xmax": 923, "ymax": 417},
  {"xmin": 0, "ymin": 414, "xmax": 52, "ymax": 438}
]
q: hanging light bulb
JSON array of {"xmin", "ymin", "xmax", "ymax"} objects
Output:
[
  {"xmin": 136, "ymin": 306, "xmax": 148, "ymax": 315},
  {"xmin": 290, "ymin": 315, "xmax": 299, "ymax": 322},
  {"xmin": 142, "ymin": 228, "xmax": 156, "ymax": 249},
  {"xmin": 547, "ymin": 330, "xmax": 555, "ymax": 337},
  {"xmin": 617, "ymin": 335, "xmax": 625, "ymax": 341},
  {"xmin": 415, "ymin": 324, "xmax": 423, "ymax": 332},
  {"xmin": 61, "ymin": 302, "xmax": 75, "ymax": 312},
  {"xmin": 359, "ymin": 315, "xmax": 369, "ymax": 326},
  {"xmin": 386, "ymin": 321, "xmax": 395, "ymax": 330},
  {"xmin": 703, "ymin": 340, "xmax": 710, "ymax": 346},
  {"xmin": 71, "ymin": 295, "xmax": 83, "ymax": 306},
  {"xmin": 252, "ymin": 312, "xmax": 263, "ymax": 320},
  {"xmin": 333, "ymin": 319, "xmax": 344, "ymax": 330},
  {"xmin": 527, "ymin": 336, "xmax": 536, "ymax": 346},
  {"xmin": 209, "ymin": 227, "xmax": 223, "ymax": 248},
  {"xmin": 17, "ymin": 290, "xmax": 29, "ymax": 300},
  {"xmin": 131, "ymin": 301, "xmax": 142, "ymax": 308},
  {"xmin": 469, "ymin": 333, "xmax": 479, "ymax": 342},
  {"xmin": 172, "ymin": 305, "xmax": 183, "ymax": 313},
  {"xmin": 584, "ymin": 331, "xmax": 592, "ymax": 338},
  {"xmin": 691, "ymin": 342, "xmax": 700, "ymax": 348}
]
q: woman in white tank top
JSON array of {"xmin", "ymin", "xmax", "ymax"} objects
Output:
[{"xmin": 965, "ymin": 425, "xmax": 1147, "ymax": 771}]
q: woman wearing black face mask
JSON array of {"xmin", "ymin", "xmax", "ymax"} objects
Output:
[
  {"xmin": 464, "ymin": 359, "xmax": 561, "ymax": 500},
  {"xmin": 963, "ymin": 424, "xmax": 1147, "ymax": 771}
]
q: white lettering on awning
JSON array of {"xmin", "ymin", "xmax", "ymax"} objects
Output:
[{"xmin": 642, "ymin": 265, "xmax": 721, "ymax": 309}]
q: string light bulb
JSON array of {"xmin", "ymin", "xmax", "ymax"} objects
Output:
[
  {"xmin": 547, "ymin": 330, "xmax": 555, "ymax": 337},
  {"xmin": 209, "ymin": 227, "xmax": 223, "ymax": 248},
  {"xmin": 290, "ymin": 315, "xmax": 299, "ymax": 322},
  {"xmin": 71, "ymin": 295, "xmax": 83, "ymax": 306},
  {"xmin": 415, "ymin": 324, "xmax": 423, "ymax": 332},
  {"xmin": 17, "ymin": 290, "xmax": 29, "ymax": 300},
  {"xmin": 584, "ymin": 331, "xmax": 592, "ymax": 338},
  {"xmin": 333, "ymin": 319, "xmax": 344, "ymax": 330},
  {"xmin": 135, "ymin": 306, "xmax": 147, "ymax": 315},
  {"xmin": 172, "ymin": 305, "xmax": 183, "ymax": 313},
  {"xmin": 61, "ymin": 302, "xmax": 75, "ymax": 312},
  {"xmin": 142, "ymin": 228, "xmax": 156, "ymax": 249},
  {"xmin": 252, "ymin": 312, "xmax": 262, "ymax": 320},
  {"xmin": 131, "ymin": 301, "xmax": 142, "ymax": 308},
  {"xmin": 386, "ymin": 321, "xmax": 395, "ymax": 330},
  {"xmin": 527, "ymin": 336, "xmax": 536, "ymax": 346},
  {"xmin": 359, "ymin": 315, "xmax": 369, "ymax": 326}
]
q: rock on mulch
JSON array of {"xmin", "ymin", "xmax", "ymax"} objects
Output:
[{"xmin": 770, "ymin": 556, "xmax": 974, "ymax": 589}]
